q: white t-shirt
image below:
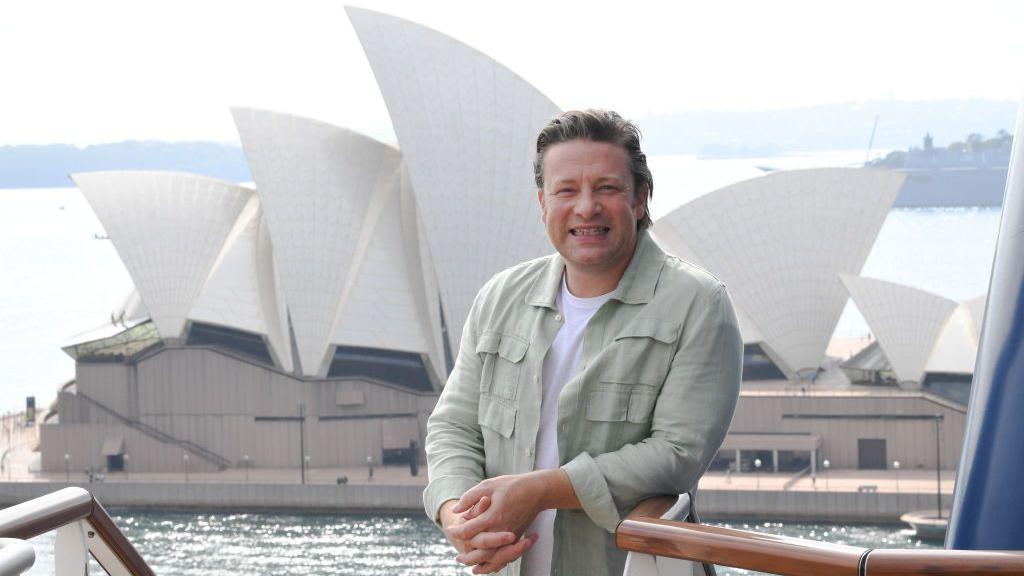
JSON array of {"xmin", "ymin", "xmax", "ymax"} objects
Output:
[{"xmin": 521, "ymin": 276, "xmax": 612, "ymax": 576}]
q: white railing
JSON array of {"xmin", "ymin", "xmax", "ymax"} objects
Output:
[{"xmin": 0, "ymin": 488, "xmax": 154, "ymax": 576}]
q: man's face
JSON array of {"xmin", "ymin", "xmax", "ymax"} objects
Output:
[{"xmin": 538, "ymin": 139, "xmax": 647, "ymax": 280}]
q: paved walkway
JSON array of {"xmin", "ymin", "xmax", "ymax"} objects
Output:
[{"xmin": 698, "ymin": 469, "xmax": 955, "ymax": 494}]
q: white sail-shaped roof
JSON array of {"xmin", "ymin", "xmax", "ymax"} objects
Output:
[
  {"xmin": 72, "ymin": 171, "xmax": 252, "ymax": 340},
  {"xmin": 232, "ymin": 107, "xmax": 409, "ymax": 376},
  {"xmin": 330, "ymin": 159, "xmax": 444, "ymax": 385},
  {"xmin": 925, "ymin": 303, "xmax": 982, "ymax": 376},
  {"xmin": 654, "ymin": 168, "xmax": 904, "ymax": 377},
  {"xmin": 347, "ymin": 6, "xmax": 559, "ymax": 353},
  {"xmin": 841, "ymin": 274, "xmax": 958, "ymax": 385},
  {"xmin": 963, "ymin": 294, "xmax": 987, "ymax": 337},
  {"xmin": 650, "ymin": 228, "xmax": 764, "ymax": 343},
  {"xmin": 189, "ymin": 196, "xmax": 294, "ymax": 372}
]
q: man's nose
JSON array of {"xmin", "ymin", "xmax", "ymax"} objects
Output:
[{"xmin": 574, "ymin": 189, "xmax": 602, "ymax": 219}]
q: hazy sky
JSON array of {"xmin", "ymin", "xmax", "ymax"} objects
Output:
[{"xmin": 3, "ymin": 0, "xmax": 1023, "ymax": 146}]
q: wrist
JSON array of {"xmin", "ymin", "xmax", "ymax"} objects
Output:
[
  {"xmin": 438, "ymin": 499, "xmax": 459, "ymax": 527},
  {"xmin": 531, "ymin": 469, "xmax": 575, "ymax": 511}
]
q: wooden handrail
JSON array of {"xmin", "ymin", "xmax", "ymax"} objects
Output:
[
  {"xmin": 616, "ymin": 497, "xmax": 1024, "ymax": 576},
  {"xmin": 865, "ymin": 550, "xmax": 1024, "ymax": 575},
  {"xmin": 0, "ymin": 488, "xmax": 155, "ymax": 576},
  {"xmin": 617, "ymin": 512, "xmax": 864, "ymax": 576}
]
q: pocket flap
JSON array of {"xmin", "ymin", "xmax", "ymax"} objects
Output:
[
  {"xmin": 476, "ymin": 330, "xmax": 528, "ymax": 363},
  {"xmin": 479, "ymin": 399, "xmax": 516, "ymax": 438},
  {"xmin": 498, "ymin": 334, "xmax": 529, "ymax": 363},
  {"xmin": 613, "ymin": 318, "xmax": 681, "ymax": 344}
]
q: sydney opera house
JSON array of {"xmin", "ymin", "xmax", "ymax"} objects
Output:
[{"xmin": 39, "ymin": 8, "xmax": 970, "ymax": 476}]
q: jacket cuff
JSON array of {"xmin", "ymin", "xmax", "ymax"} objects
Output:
[
  {"xmin": 562, "ymin": 452, "xmax": 621, "ymax": 532},
  {"xmin": 423, "ymin": 475, "xmax": 481, "ymax": 526}
]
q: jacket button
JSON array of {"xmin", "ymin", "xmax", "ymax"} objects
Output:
[{"xmin": 554, "ymin": 314, "xmax": 563, "ymax": 322}]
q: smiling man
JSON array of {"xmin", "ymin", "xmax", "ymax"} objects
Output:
[{"xmin": 424, "ymin": 109, "xmax": 743, "ymax": 576}]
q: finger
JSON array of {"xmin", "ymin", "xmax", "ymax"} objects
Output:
[
  {"xmin": 473, "ymin": 535, "xmax": 537, "ymax": 574},
  {"xmin": 452, "ymin": 484, "xmax": 487, "ymax": 514},
  {"xmin": 467, "ymin": 529, "xmax": 516, "ymax": 550},
  {"xmin": 443, "ymin": 525, "xmax": 472, "ymax": 553},
  {"xmin": 455, "ymin": 546, "xmax": 497, "ymax": 566},
  {"xmin": 451, "ymin": 509, "xmax": 500, "ymax": 542},
  {"xmin": 461, "ymin": 495, "xmax": 491, "ymax": 520}
]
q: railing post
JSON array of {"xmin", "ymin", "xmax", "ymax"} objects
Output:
[{"xmin": 54, "ymin": 520, "xmax": 88, "ymax": 576}]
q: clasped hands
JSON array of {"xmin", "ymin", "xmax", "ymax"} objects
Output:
[{"xmin": 440, "ymin": 469, "xmax": 577, "ymax": 574}]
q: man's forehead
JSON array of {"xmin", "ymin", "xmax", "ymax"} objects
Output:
[{"xmin": 543, "ymin": 140, "xmax": 631, "ymax": 179}]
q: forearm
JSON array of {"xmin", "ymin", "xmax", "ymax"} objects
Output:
[
  {"xmin": 424, "ymin": 295, "xmax": 489, "ymax": 523},
  {"xmin": 424, "ymin": 404, "xmax": 487, "ymax": 523}
]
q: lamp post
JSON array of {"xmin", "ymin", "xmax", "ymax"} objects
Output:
[
  {"xmin": 243, "ymin": 454, "xmax": 249, "ymax": 483},
  {"xmin": 63, "ymin": 453, "xmax": 70, "ymax": 483},
  {"xmin": 183, "ymin": 453, "xmax": 190, "ymax": 483},
  {"xmin": 823, "ymin": 459, "xmax": 831, "ymax": 491},
  {"xmin": 303, "ymin": 455, "xmax": 310, "ymax": 485},
  {"xmin": 367, "ymin": 455, "xmax": 374, "ymax": 481},
  {"xmin": 934, "ymin": 416, "xmax": 943, "ymax": 519},
  {"xmin": 893, "ymin": 460, "xmax": 901, "ymax": 494},
  {"xmin": 754, "ymin": 458, "xmax": 762, "ymax": 490}
]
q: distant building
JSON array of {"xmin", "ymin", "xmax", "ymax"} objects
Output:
[{"xmin": 840, "ymin": 275, "xmax": 984, "ymax": 404}]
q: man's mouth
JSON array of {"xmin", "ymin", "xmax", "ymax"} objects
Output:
[{"xmin": 570, "ymin": 226, "xmax": 610, "ymax": 237}]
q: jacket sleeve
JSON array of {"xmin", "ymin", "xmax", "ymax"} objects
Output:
[
  {"xmin": 561, "ymin": 281, "xmax": 743, "ymax": 532},
  {"xmin": 422, "ymin": 288, "xmax": 488, "ymax": 525}
]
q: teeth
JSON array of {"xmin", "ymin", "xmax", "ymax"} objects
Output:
[{"xmin": 572, "ymin": 227, "xmax": 608, "ymax": 236}]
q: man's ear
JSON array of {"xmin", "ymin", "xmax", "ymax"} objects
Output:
[
  {"xmin": 537, "ymin": 188, "xmax": 546, "ymax": 221},
  {"xmin": 634, "ymin": 184, "xmax": 649, "ymax": 221}
]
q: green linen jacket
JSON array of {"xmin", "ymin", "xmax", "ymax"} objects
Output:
[{"xmin": 424, "ymin": 231, "xmax": 743, "ymax": 576}]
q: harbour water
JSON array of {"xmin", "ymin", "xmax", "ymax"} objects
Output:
[{"xmin": 22, "ymin": 510, "xmax": 937, "ymax": 576}]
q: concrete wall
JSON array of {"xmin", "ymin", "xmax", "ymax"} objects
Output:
[
  {"xmin": 76, "ymin": 363, "xmax": 135, "ymax": 418},
  {"xmin": 731, "ymin": 391, "xmax": 966, "ymax": 470},
  {"xmin": 44, "ymin": 345, "xmax": 439, "ymax": 473},
  {"xmin": 39, "ymin": 422, "xmax": 219, "ymax": 474}
]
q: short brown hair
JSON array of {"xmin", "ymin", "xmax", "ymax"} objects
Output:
[{"xmin": 533, "ymin": 109, "xmax": 653, "ymax": 231}]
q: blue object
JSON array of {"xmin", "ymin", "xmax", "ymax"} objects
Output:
[{"xmin": 948, "ymin": 100, "xmax": 1024, "ymax": 550}]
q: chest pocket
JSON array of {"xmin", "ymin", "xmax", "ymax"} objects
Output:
[
  {"xmin": 601, "ymin": 317, "xmax": 681, "ymax": 388},
  {"xmin": 586, "ymin": 319, "xmax": 680, "ymax": 432},
  {"xmin": 476, "ymin": 330, "xmax": 529, "ymax": 403}
]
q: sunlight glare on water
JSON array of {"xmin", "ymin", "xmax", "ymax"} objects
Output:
[{"xmin": 23, "ymin": 511, "xmax": 936, "ymax": 576}]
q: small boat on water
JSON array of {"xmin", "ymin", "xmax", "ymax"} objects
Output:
[{"xmin": 900, "ymin": 510, "xmax": 949, "ymax": 543}]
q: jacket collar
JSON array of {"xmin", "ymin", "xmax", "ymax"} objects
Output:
[{"xmin": 526, "ymin": 230, "xmax": 665, "ymax": 309}]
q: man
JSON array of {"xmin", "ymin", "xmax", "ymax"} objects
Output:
[{"xmin": 424, "ymin": 109, "xmax": 742, "ymax": 576}]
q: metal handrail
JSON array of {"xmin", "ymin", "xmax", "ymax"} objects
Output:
[
  {"xmin": 616, "ymin": 497, "xmax": 1024, "ymax": 576},
  {"xmin": 0, "ymin": 538, "xmax": 34, "ymax": 576},
  {"xmin": 0, "ymin": 487, "xmax": 155, "ymax": 576}
]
